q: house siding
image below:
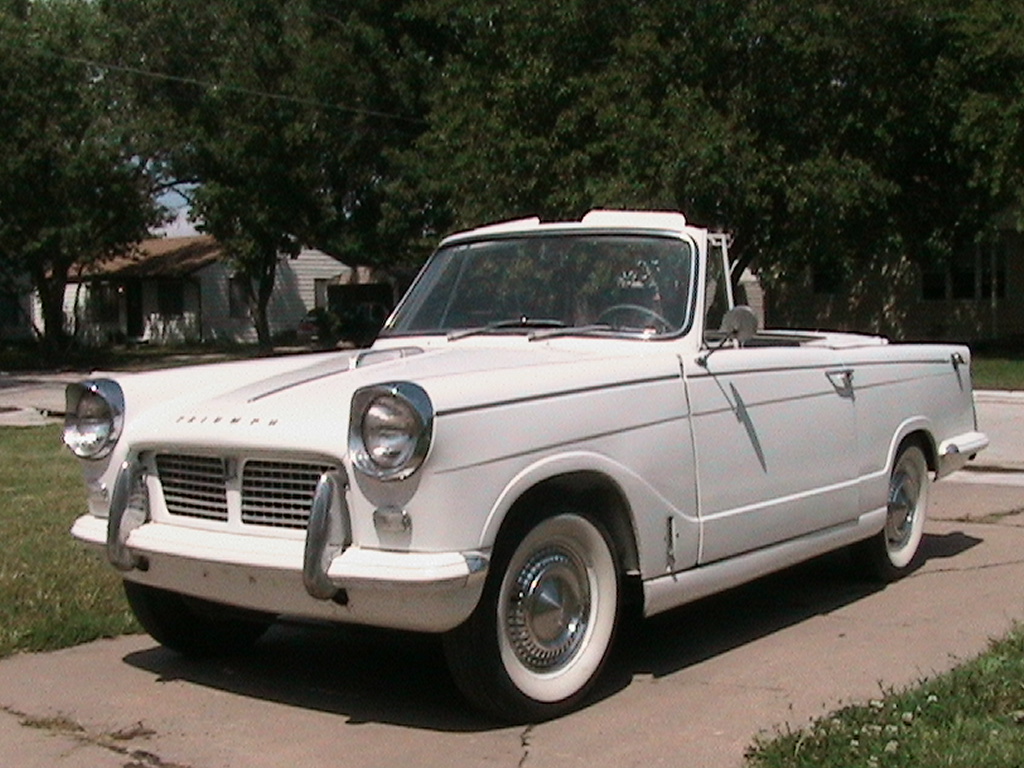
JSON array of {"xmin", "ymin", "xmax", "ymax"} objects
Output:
[
  {"xmin": 764, "ymin": 234, "xmax": 1024, "ymax": 342},
  {"xmin": 200, "ymin": 247, "xmax": 352, "ymax": 344},
  {"xmin": 54, "ymin": 242, "xmax": 354, "ymax": 346}
]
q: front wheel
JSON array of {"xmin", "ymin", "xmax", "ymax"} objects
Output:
[
  {"xmin": 443, "ymin": 511, "xmax": 621, "ymax": 721},
  {"xmin": 124, "ymin": 581, "xmax": 272, "ymax": 657},
  {"xmin": 853, "ymin": 444, "xmax": 930, "ymax": 581}
]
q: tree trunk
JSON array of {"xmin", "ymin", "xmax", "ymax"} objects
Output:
[
  {"xmin": 32, "ymin": 261, "xmax": 72, "ymax": 357},
  {"xmin": 251, "ymin": 254, "xmax": 278, "ymax": 350}
]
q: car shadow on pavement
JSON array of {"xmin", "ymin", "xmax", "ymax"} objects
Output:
[
  {"xmin": 120, "ymin": 531, "xmax": 983, "ymax": 730},
  {"xmin": 598, "ymin": 530, "xmax": 983, "ymax": 696},
  {"xmin": 123, "ymin": 622, "xmax": 493, "ymax": 731}
]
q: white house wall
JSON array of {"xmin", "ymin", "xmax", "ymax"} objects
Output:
[
  {"xmin": 200, "ymin": 247, "xmax": 351, "ymax": 344},
  {"xmin": 56, "ymin": 245, "xmax": 351, "ymax": 346}
]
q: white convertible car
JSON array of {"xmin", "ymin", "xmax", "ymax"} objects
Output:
[{"xmin": 67, "ymin": 210, "xmax": 987, "ymax": 720}]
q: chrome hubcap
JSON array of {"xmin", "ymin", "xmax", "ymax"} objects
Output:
[
  {"xmin": 886, "ymin": 466, "xmax": 919, "ymax": 550},
  {"xmin": 505, "ymin": 546, "xmax": 590, "ymax": 672}
]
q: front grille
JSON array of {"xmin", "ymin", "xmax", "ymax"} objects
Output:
[
  {"xmin": 155, "ymin": 454, "xmax": 229, "ymax": 521},
  {"xmin": 241, "ymin": 460, "xmax": 334, "ymax": 529},
  {"xmin": 153, "ymin": 453, "xmax": 336, "ymax": 530}
]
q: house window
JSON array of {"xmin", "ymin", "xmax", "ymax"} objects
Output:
[
  {"xmin": 921, "ymin": 247, "xmax": 1006, "ymax": 301},
  {"xmin": 90, "ymin": 283, "xmax": 120, "ymax": 323},
  {"xmin": 228, "ymin": 275, "xmax": 249, "ymax": 319},
  {"xmin": 920, "ymin": 268, "xmax": 947, "ymax": 301},
  {"xmin": 157, "ymin": 280, "xmax": 185, "ymax": 316},
  {"xmin": 314, "ymin": 278, "xmax": 329, "ymax": 309},
  {"xmin": 812, "ymin": 266, "xmax": 842, "ymax": 295},
  {"xmin": 951, "ymin": 264, "xmax": 976, "ymax": 300}
]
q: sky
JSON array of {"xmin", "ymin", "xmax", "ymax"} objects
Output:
[
  {"xmin": 152, "ymin": 186, "xmax": 201, "ymax": 238},
  {"xmin": 152, "ymin": 207, "xmax": 201, "ymax": 237}
]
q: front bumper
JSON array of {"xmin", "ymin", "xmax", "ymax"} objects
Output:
[
  {"xmin": 71, "ymin": 460, "xmax": 488, "ymax": 633},
  {"xmin": 73, "ymin": 514, "xmax": 488, "ymax": 632}
]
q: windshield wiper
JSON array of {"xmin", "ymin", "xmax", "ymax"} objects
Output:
[
  {"xmin": 447, "ymin": 317, "xmax": 567, "ymax": 341},
  {"xmin": 528, "ymin": 324, "xmax": 615, "ymax": 341}
]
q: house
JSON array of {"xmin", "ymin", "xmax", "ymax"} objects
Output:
[
  {"xmin": 58, "ymin": 235, "xmax": 388, "ymax": 346},
  {"xmin": 760, "ymin": 228, "xmax": 1024, "ymax": 343}
]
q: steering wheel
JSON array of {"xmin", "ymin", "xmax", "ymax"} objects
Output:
[{"xmin": 597, "ymin": 304, "xmax": 673, "ymax": 333}]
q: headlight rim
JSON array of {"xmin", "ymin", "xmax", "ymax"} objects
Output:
[
  {"xmin": 63, "ymin": 379, "xmax": 125, "ymax": 460},
  {"xmin": 349, "ymin": 382, "xmax": 433, "ymax": 481}
]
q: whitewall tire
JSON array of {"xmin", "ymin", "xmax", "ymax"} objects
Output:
[
  {"xmin": 444, "ymin": 510, "xmax": 621, "ymax": 721},
  {"xmin": 854, "ymin": 444, "xmax": 930, "ymax": 581}
]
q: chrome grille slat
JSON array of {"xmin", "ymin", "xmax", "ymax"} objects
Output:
[
  {"xmin": 155, "ymin": 455, "xmax": 228, "ymax": 521},
  {"xmin": 153, "ymin": 453, "xmax": 335, "ymax": 530},
  {"xmin": 242, "ymin": 460, "xmax": 334, "ymax": 529}
]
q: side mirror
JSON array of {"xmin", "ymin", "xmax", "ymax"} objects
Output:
[
  {"xmin": 720, "ymin": 305, "xmax": 758, "ymax": 345},
  {"xmin": 698, "ymin": 305, "xmax": 759, "ymax": 367}
]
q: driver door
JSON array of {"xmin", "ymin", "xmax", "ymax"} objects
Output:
[{"xmin": 684, "ymin": 346, "xmax": 859, "ymax": 564}]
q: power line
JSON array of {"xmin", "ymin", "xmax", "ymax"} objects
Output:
[{"xmin": 30, "ymin": 47, "xmax": 426, "ymax": 125}]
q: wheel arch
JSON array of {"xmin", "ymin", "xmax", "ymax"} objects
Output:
[
  {"xmin": 888, "ymin": 419, "xmax": 939, "ymax": 475},
  {"xmin": 482, "ymin": 459, "xmax": 641, "ymax": 578}
]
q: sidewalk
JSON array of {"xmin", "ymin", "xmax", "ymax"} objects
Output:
[
  {"xmin": 0, "ymin": 372, "xmax": 80, "ymax": 427},
  {"xmin": 970, "ymin": 390, "xmax": 1024, "ymax": 471}
]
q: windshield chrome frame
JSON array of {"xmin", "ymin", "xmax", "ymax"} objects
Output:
[{"xmin": 380, "ymin": 228, "xmax": 701, "ymax": 342}]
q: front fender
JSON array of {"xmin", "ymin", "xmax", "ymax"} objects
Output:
[{"xmin": 479, "ymin": 450, "xmax": 700, "ymax": 578}]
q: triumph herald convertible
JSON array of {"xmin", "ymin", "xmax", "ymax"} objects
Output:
[{"xmin": 66, "ymin": 210, "xmax": 987, "ymax": 720}]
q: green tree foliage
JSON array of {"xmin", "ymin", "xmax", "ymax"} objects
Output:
[
  {"xmin": 2, "ymin": 0, "xmax": 1021, "ymax": 350},
  {"xmin": 106, "ymin": 0, "xmax": 435, "ymax": 344},
  {"xmin": 947, "ymin": 1, "xmax": 1024, "ymax": 229},
  {"xmin": 0, "ymin": 1, "xmax": 162, "ymax": 352},
  {"xmin": 299, "ymin": 0, "xmax": 438, "ymax": 285},
  {"xmin": 410, "ymin": 0, "xmax": 1023, "ymax": 289},
  {"xmin": 107, "ymin": 0, "xmax": 328, "ymax": 347}
]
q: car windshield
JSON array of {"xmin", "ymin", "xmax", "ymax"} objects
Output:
[{"xmin": 382, "ymin": 234, "xmax": 696, "ymax": 339}]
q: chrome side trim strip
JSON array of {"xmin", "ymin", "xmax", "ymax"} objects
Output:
[{"xmin": 643, "ymin": 508, "xmax": 886, "ymax": 618}]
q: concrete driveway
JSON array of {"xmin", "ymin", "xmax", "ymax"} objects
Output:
[
  {"xmin": 2, "ymin": 375, "xmax": 1023, "ymax": 766},
  {"xmin": 1, "ymin": 475, "xmax": 1023, "ymax": 768}
]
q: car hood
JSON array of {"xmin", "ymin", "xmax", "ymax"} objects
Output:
[{"xmin": 119, "ymin": 341, "xmax": 681, "ymax": 456}]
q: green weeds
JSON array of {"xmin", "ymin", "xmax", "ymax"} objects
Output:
[{"xmin": 747, "ymin": 629, "xmax": 1024, "ymax": 767}]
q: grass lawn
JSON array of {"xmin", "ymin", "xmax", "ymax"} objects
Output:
[
  {"xmin": 972, "ymin": 355, "xmax": 1024, "ymax": 391},
  {"xmin": 746, "ymin": 627, "xmax": 1024, "ymax": 767},
  {"xmin": 0, "ymin": 425, "xmax": 137, "ymax": 659}
]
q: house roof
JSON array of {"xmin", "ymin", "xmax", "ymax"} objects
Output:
[{"xmin": 76, "ymin": 236, "xmax": 222, "ymax": 281}]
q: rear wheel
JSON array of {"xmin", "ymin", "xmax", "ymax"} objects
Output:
[
  {"xmin": 124, "ymin": 581, "xmax": 272, "ymax": 657},
  {"xmin": 853, "ymin": 444, "xmax": 930, "ymax": 581},
  {"xmin": 444, "ymin": 510, "xmax": 621, "ymax": 721}
]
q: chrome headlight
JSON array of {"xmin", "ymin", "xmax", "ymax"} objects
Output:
[
  {"xmin": 349, "ymin": 382, "xmax": 433, "ymax": 481},
  {"xmin": 63, "ymin": 379, "xmax": 125, "ymax": 460}
]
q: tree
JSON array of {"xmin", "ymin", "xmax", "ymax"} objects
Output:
[
  {"xmin": 0, "ymin": 1, "xmax": 162, "ymax": 352},
  {"xmin": 405, "ymin": 0, "xmax": 1023, "ymax": 306},
  {"xmin": 294, "ymin": 0, "xmax": 440, "ymax": 288},
  {"xmin": 174, "ymin": 0, "xmax": 324, "ymax": 347},
  {"xmin": 107, "ymin": 0, "xmax": 434, "ymax": 344}
]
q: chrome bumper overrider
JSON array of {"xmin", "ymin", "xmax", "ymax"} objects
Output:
[
  {"xmin": 76, "ymin": 457, "xmax": 489, "ymax": 632},
  {"xmin": 937, "ymin": 430, "xmax": 989, "ymax": 478}
]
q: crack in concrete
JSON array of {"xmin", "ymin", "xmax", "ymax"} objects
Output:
[
  {"xmin": 945, "ymin": 509, "xmax": 1024, "ymax": 525},
  {"xmin": 1, "ymin": 704, "xmax": 193, "ymax": 768},
  {"xmin": 518, "ymin": 724, "xmax": 534, "ymax": 768},
  {"xmin": 911, "ymin": 557, "xmax": 1024, "ymax": 577}
]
